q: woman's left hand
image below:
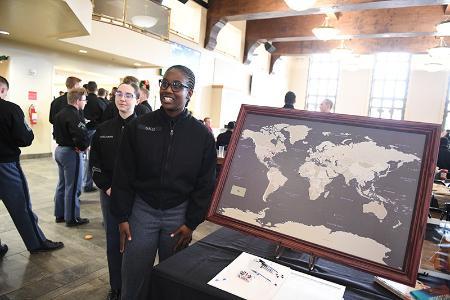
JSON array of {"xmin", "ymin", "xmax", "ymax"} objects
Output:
[{"xmin": 171, "ymin": 224, "xmax": 193, "ymax": 252}]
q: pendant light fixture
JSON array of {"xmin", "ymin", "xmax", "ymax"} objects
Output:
[
  {"xmin": 284, "ymin": 0, "xmax": 316, "ymax": 11},
  {"xmin": 436, "ymin": 20, "xmax": 450, "ymax": 36},
  {"xmin": 428, "ymin": 37, "xmax": 450, "ymax": 59},
  {"xmin": 330, "ymin": 40, "xmax": 353, "ymax": 59},
  {"xmin": 312, "ymin": 16, "xmax": 339, "ymax": 41}
]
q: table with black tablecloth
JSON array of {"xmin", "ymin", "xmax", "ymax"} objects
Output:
[{"xmin": 150, "ymin": 227, "xmax": 447, "ymax": 300}]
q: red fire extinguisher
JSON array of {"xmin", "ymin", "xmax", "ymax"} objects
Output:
[{"xmin": 28, "ymin": 104, "xmax": 38, "ymax": 125}]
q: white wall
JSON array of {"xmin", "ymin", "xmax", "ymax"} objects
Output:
[{"xmin": 2, "ymin": 40, "xmax": 141, "ymax": 155}]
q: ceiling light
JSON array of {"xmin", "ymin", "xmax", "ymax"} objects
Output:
[
  {"xmin": 330, "ymin": 40, "xmax": 353, "ymax": 59},
  {"xmin": 0, "ymin": 30, "xmax": 10, "ymax": 35},
  {"xmin": 312, "ymin": 17, "xmax": 339, "ymax": 41},
  {"xmin": 131, "ymin": 15, "xmax": 157, "ymax": 28},
  {"xmin": 134, "ymin": 62, "xmax": 142, "ymax": 66},
  {"xmin": 436, "ymin": 20, "xmax": 450, "ymax": 36},
  {"xmin": 79, "ymin": 50, "xmax": 88, "ymax": 54},
  {"xmin": 428, "ymin": 37, "xmax": 450, "ymax": 59},
  {"xmin": 284, "ymin": 0, "xmax": 316, "ymax": 11},
  {"xmin": 423, "ymin": 62, "xmax": 445, "ymax": 72}
]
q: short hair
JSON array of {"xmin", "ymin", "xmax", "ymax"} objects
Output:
[
  {"xmin": 86, "ymin": 81, "xmax": 97, "ymax": 92},
  {"xmin": 140, "ymin": 87, "xmax": 149, "ymax": 99},
  {"xmin": 165, "ymin": 65, "xmax": 195, "ymax": 90},
  {"xmin": 67, "ymin": 88, "xmax": 86, "ymax": 104},
  {"xmin": 98, "ymin": 88, "xmax": 107, "ymax": 97},
  {"xmin": 204, "ymin": 117, "xmax": 211, "ymax": 122},
  {"xmin": 0, "ymin": 76, "xmax": 9, "ymax": 89},
  {"xmin": 118, "ymin": 82, "xmax": 140, "ymax": 99},
  {"xmin": 65, "ymin": 76, "xmax": 81, "ymax": 89},
  {"xmin": 284, "ymin": 91, "xmax": 296, "ymax": 105},
  {"xmin": 226, "ymin": 121, "xmax": 235, "ymax": 129},
  {"xmin": 322, "ymin": 98, "xmax": 333, "ymax": 109},
  {"xmin": 122, "ymin": 76, "xmax": 139, "ymax": 85}
]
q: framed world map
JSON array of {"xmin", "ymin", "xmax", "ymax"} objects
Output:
[{"xmin": 207, "ymin": 105, "xmax": 440, "ymax": 286}]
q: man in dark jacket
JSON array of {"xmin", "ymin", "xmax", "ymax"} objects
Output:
[
  {"xmin": 111, "ymin": 65, "xmax": 216, "ymax": 299},
  {"xmin": 0, "ymin": 76, "xmax": 64, "ymax": 253},
  {"xmin": 49, "ymin": 76, "xmax": 82, "ymax": 134},
  {"xmin": 90, "ymin": 82, "xmax": 138, "ymax": 300},
  {"xmin": 53, "ymin": 87, "xmax": 90, "ymax": 226},
  {"xmin": 82, "ymin": 81, "xmax": 106, "ymax": 192},
  {"xmin": 216, "ymin": 121, "xmax": 235, "ymax": 151},
  {"xmin": 283, "ymin": 91, "xmax": 296, "ymax": 109}
]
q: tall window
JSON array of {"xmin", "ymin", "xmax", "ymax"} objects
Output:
[
  {"xmin": 369, "ymin": 53, "xmax": 411, "ymax": 120},
  {"xmin": 443, "ymin": 79, "xmax": 450, "ymax": 129},
  {"xmin": 305, "ymin": 54, "xmax": 340, "ymax": 111}
]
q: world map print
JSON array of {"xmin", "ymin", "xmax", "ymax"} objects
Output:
[{"xmin": 218, "ymin": 113, "xmax": 426, "ymax": 269}]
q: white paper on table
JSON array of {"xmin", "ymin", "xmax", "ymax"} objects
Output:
[
  {"xmin": 208, "ymin": 252, "xmax": 291, "ymax": 300},
  {"xmin": 272, "ymin": 270, "xmax": 346, "ymax": 300}
]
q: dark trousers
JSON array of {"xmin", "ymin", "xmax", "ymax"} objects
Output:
[
  {"xmin": 0, "ymin": 161, "xmax": 46, "ymax": 250},
  {"xmin": 54, "ymin": 146, "xmax": 82, "ymax": 222},
  {"xmin": 100, "ymin": 191, "xmax": 122, "ymax": 290}
]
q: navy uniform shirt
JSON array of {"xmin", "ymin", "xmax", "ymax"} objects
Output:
[
  {"xmin": 84, "ymin": 93, "xmax": 106, "ymax": 130},
  {"xmin": 53, "ymin": 105, "xmax": 90, "ymax": 151},
  {"xmin": 0, "ymin": 99, "xmax": 34, "ymax": 163}
]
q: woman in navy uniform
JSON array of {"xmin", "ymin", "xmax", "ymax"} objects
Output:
[
  {"xmin": 0, "ymin": 76, "xmax": 63, "ymax": 254},
  {"xmin": 111, "ymin": 65, "xmax": 217, "ymax": 299},
  {"xmin": 90, "ymin": 82, "xmax": 138, "ymax": 300}
]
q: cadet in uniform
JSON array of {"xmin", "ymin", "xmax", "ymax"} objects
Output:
[
  {"xmin": 53, "ymin": 87, "xmax": 90, "ymax": 226},
  {"xmin": 89, "ymin": 82, "xmax": 138, "ymax": 300},
  {"xmin": 0, "ymin": 76, "xmax": 64, "ymax": 253},
  {"xmin": 111, "ymin": 65, "xmax": 217, "ymax": 299},
  {"xmin": 49, "ymin": 76, "xmax": 82, "ymax": 130}
]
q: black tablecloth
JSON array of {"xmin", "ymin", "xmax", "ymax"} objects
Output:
[{"xmin": 150, "ymin": 227, "xmax": 447, "ymax": 300}]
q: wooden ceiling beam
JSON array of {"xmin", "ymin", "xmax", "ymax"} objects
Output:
[
  {"xmin": 244, "ymin": 6, "xmax": 445, "ymax": 63},
  {"xmin": 206, "ymin": 0, "xmax": 450, "ymax": 50},
  {"xmin": 270, "ymin": 36, "xmax": 449, "ymax": 56}
]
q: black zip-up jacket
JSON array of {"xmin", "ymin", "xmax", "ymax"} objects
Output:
[
  {"xmin": 53, "ymin": 106, "xmax": 90, "ymax": 151},
  {"xmin": 90, "ymin": 113, "xmax": 136, "ymax": 192},
  {"xmin": 111, "ymin": 108, "xmax": 217, "ymax": 229},
  {"xmin": 84, "ymin": 93, "xmax": 106, "ymax": 130},
  {"xmin": 0, "ymin": 99, "xmax": 34, "ymax": 163}
]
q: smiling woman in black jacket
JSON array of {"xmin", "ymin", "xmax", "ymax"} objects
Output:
[
  {"xmin": 90, "ymin": 81, "xmax": 139, "ymax": 300},
  {"xmin": 111, "ymin": 65, "xmax": 217, "ymax": 300}
]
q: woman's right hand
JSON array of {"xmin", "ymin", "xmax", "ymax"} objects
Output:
[{"xmin": 119, "ymin": 222, "xmax": 132, "ymax": 253}]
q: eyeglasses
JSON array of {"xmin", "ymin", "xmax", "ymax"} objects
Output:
[
  {"xmin": 159, "ymin": 79, "xmax": 189, "ymax": 92},
  {"xmin": 115, "ymin": 91, "xmax": 135, "ymax": 100}
]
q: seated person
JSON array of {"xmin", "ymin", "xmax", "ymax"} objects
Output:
[
  {"xmin": 437, "ymin": 137, "xmax": 450, "ymax": 178},
  {"xmin": 216, "ymin": 121, "xmax": 235, "ymax": 151}
]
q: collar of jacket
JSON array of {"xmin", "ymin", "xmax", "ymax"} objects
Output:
[
  {"xmin": 118, "ymin": 113, "xmax": 136, "ymax": 126},
  {"xmin": 159, "ymin": 108, "xmax": 189, "ymax": 123}
]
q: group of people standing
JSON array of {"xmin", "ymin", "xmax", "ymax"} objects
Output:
[
  {"xmin": 0, "ymin": 65, "xmax": 217, "ymax": 300},
  {"xmin": 282, "ymin": 90, "xmax": 334, "ymax": 113}
]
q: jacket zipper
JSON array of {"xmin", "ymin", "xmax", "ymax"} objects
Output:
[{"xmin": 161, "ymin": 120, "xmax": 176, "ymax": 188}]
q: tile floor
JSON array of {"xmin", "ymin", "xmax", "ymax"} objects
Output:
[{"xmin": 0, "ymin": 157, "xmax": 220, "ymax": 299}]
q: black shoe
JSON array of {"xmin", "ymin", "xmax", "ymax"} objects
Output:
[
  {"xmin": 55, "ymin": 217, "xmax": 65, "ymax": 223},
  {"xmin": 107, "ymin": 289, "xmax": 121, "ymax": 300},
  {"xmin": 66, "ymin": 217, "xmax": 90, "ymax": 227},
  {"xmin": 83, "ymin": 186, "xmax": 97, "ymax": 193},
  {"xmin": 0, "ymin": 243, "xmax": 8, "ymax": 258},
  {"xmin": 29, "ymin": 239, "xmax": 64, "ymax": 254}
]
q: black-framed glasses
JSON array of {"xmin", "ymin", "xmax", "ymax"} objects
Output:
[
  {"xmin": 159, "ymin": 79, "xmax": 189, "ymax": 92},
  {"xmin": 115, "ymin": 91, "xmax": 135, "ymax": 100}
]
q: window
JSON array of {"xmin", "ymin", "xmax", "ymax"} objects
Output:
[
  {"xmin": 369, "ymin": 53, "xmax": 411, "ymax": 120},
  {"xmin": 443, "ymin": 78, "xmax": 450, "ymax": 130},
  {"xmin": 305, "ymin": 54, "xmax": 340, "ymax": 111}
]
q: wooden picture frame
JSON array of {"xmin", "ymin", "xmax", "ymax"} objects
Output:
[{"xmin": 207, "ymin": 105, "xmax": 440, "ymax": 286}]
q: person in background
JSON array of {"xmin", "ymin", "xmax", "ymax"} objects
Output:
[
  {"xmin": 49, "ymin": 76, "xmax": 82, "ymax": 131},
  {"xmin": 83, "ymin": 81, "xmax": 106, "ymax": 192},
  {"xmin": 204, "ymin": 117, "xmax": 213, "ymax": 133},
  {"xmin": 98, "ymin": 88, "xmax": 110, "ymax": 107},
  {"xmin": 437, "ymin": 137, "xmax": 450, "ymax": 178},
  {"xmin": 0, "ymin": 76, "xmax": 64, "ymax": 253},
  {"xmin": 138, "ymin": 87, "xmax": 152, "ymax": 112},
  {"xmin": 53, "ymin": 87, "xmax": 90, "ymax": 226},
  {"xmin": 319, "ymin": 98, "xmax": 333, "ymax": 113},
  {"xmin": 59, "ymin": 91, "xmax": 64, "ymax": 96},
  {"xmin": 283, "ymin": 91, "xmax": 296, "ymax": 109},
  {"xmin": 90, "ymin": 82, "xmax": 138, "ymax": 300},
  {"xmin": 111, "ymin": 65, "xmax": 216, "ymax": 299},
  {"xmin": 216, "ymin": 121, "xmax": 235, "ymax": 151},
  {"xmin": 102, "ymin": 77, "xmax": 139, "ymax": 122},
  {"xmin": 108, "ymin": 87, "xmax": 117, "ymax": 101}
]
